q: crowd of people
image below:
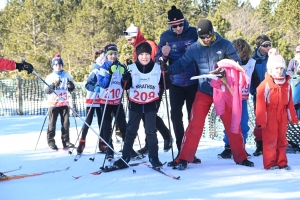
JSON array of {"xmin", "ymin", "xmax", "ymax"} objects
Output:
[{"xmin": 1, "ymin": 5, "xmax": 300, "ymax": 176}]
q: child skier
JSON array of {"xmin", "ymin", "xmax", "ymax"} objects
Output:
[
  {"xmin": 44, "ymin": 54, "xmax": 75, "ymax": 150},
  {"xmin": 113, "ymin": 42, "xmax": 165, "ymax": 168},
  {"xmin": 96, "ymin": 43, "xmax": 132, "ymax": 159},
  {"xmin": 76, "ymin": 49, "xmax": 105, "ymax": 155},
  {"xmin": 256, "ymin": 52, "xmax": 298, "ymax": 170}
]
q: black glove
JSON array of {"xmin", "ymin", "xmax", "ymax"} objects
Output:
[
  {"xmin": 126, "ymin": 59, "xmax": 133, "ymax": 66},
  {"xmin": 67, "ymin": 80, "xmax": 75, "ymax": 92},
  {"xmin": 15, "ymin": 61, "xmax": 34, "ymax": 74},
  {"xmin": 51, "ymin": 79, "xmax": 61, "ymax": 89},
  {"xmin": 124, "ymin": 56, "xmax": 133, "ymax": 66},
  {"xmin": 160, "ymin": 61, "xmax": 168, "ymax": 71},
  {"xmin": 122, "ymin": 71, "xmax": 131, "ymax": 82}
]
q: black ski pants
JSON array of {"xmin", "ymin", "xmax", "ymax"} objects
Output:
[
  {"xmin": 123, "ymin": 110, "xmax": 158, "ymax": 159},
  {"xmin": 80, "ymin": 106, "xmax": 102, "ymax": 140},
  {"xmin": 47, "ymin": 106, "xmax": 70, "ymax": 145},
  {"xmin": 101, "ymin": 103, "xmax": 127, "ymax": 154},
  {"xmin": 169, "ymin": 84, "xmax": 198, "ymax": 151},
  {"xmin": 142, "ymin": 98, "xmax": 170, "ymax": 147}
]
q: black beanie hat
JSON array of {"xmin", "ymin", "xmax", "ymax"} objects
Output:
[
  {"xmin": 197, "ymin": 19, "xmax": 214, "ymax": 36},
  {"xmin": 136, "ymin": 42, "xmax": 152, "ymax": 56},
  {"xmin": 104, "ymin": 44, "xmax": 118, "ymax": 56},
  {"xmin": 168, "ymin": 6, "xmax": 184, "ymax": 25}
]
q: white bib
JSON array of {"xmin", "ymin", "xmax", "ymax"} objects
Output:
[
  {"xmin": 98, "ymin": 70, "xmax": 123, "ymax": 105},
  {"xmin": 242, "ymin": 58, "xmax": 256, "ymax": 100},
  {"xmin": 128, "ymin": 63, "xmax": 161, "ymax": 104}
]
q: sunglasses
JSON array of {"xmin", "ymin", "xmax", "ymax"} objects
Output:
[
  {"xmin": 107, "ymin": 51, "xmax": 118, "ymax": 56},
  {"xmin": 172, "ymin": 23, "xmax": 184, "ymax": 28},
  {"xmin": 199, "ymin": 35, "xmax": 212, "ymax": 39},
  {"xmin": 260, "ymin": 43, "xmax": 271, "ymax": 48}
]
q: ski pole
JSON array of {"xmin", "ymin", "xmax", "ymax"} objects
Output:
[
  {"xmin": 89, "ymin": 75, "xmax": 115, "ymax": 162},
  {"xmin": 34, "ymin": 109, "xmax": 49, "ymax": 151},
  {"xmin": 32, "ymin": 70, "xmax": 134, "ymax": 171},
  {"xmin": 68, "ymin": 93, "xmax": 97, "ymax": 155},
  {"xmin": 159, "ymin": 57, "xmax": 175, "ymax": 169},
  {"xmin": 100, "ymin": 80, "xmax": 128, "ymax": 169}
]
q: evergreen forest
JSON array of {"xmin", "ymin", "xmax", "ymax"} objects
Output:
[{"xmin": 0, "ymin": 0, "xmax": 299, "ymax": 81}]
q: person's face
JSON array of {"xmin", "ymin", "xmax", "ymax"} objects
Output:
[
  {"xmin": 126, "ymin": 37, "xmax": 136, "ymax": 46},
  {"xmin": 199, "ymin": 34, "xmax": 213, "ymax": 45},
  {"xmin": 106, "ymin": 51, "xmax": 118, "ymax": 62},
  {"xmin": 295, "ymin": 51, "xmax": 300, "ymax": 58},
  {"xmin": 171, "ymin": 22, "xmax": 184, "ymax": 35},
  {"xmin": 271, "ymin": 66, "xmax": 284, "ymax": 78},
  {"xmin": 138, "ymin": 53, "xmax": 151, "ymax": 65},
  {"xmin": 259, "ymin": 42, "xmax": 271, "ymax": 55},
  {"xmin": 53, "ymin": 64, "xmax": 63, "ymax": 72}
]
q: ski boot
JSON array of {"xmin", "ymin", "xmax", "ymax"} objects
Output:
[
  {"xmin": 218, "ymin": 145, "xmax": 232, "ymax": 159},
  {"xmin": 236, "ymin": 159, "xmax": 254, "ymax": 167},
  {"xmin": 253, "ymin": 141, "xmax": 263, "ymax": 156}
]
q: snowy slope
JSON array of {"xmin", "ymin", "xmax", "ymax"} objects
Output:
[{"xmin": 1, "ymin": 115, "xmax": 300, "ymax": 200}]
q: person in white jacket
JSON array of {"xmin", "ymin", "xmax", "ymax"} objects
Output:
[{"xmin": 44, "ymin": 53, "xmax": 75, "ymax": 150}]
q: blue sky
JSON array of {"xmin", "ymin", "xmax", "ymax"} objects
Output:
[{"xmin": 0, "ymin": 0, "xmax": 260, "ymax": 10}]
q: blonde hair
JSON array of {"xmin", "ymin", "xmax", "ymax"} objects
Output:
[{"xmin": 231, "ymin": 38, "xmax": 252, "ymax": 61}]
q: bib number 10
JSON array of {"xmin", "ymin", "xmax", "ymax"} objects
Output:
[
  {"xmin": 104, "ymin": 88, "xmax": 121, "ymax": 99},
  {"xmin": 134, "ymin": 90, "xmax": 155, "ymax": 102}
]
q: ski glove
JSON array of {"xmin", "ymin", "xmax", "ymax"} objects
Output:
[
  {"xmin": 117, "ymin": 62, "xmax": 127, "ymax": 75},
  {"xmin": 94, "ymin": 85, "xmax": 101, "ymax": 93},
  {"xmin": 108, "ymin": 62, "xmax": 127, "ymax": 75},
  {"xmin": 67, "ymin": 80, "xmax": 75, "ymax": 92},
  {"xmin": 122, "ymin": 71, "xmax": 131, "ymax": 82},
  {"xmin": 160, "ymin": 62, "xmax": 168, "ymax": 72},
  {"xmin": 15, "ymin": 61, "xmax": 34, "ymax": 74},
  {"xmin": 51, "ymin": 79, "xmax": 62, "ymax": 89},
  {"xmin": 124, "ymin": 56, "xmax": 133, "ymax": 66}
]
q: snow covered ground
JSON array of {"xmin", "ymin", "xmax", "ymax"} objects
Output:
[{"xmin": 1, "ymin": 115, "xmax": 300, "ymax": 200}]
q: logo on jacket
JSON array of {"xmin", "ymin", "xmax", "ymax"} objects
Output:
[
  {"xmin": 216, "ymin": 51, "xmax": 222, "ymax": 54},
  {"xmin": 171, "ymin": 44, "xmax": 177, "ymax": 52}
]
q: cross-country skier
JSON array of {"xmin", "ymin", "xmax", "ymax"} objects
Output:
[
  {"xmin": 113, "ymin": 42, "xmax": 165, "ymax": 168},
  {"xmin": 124, "ymin": 24, "xmax": 172, "ymax": 154},
  {"xmin": 96, "ymin": 43, "xmax": 137, "ymax": 159},
  {"xmin": 44, "ymin": 54, "xmax": 75, "ymax": 150}
]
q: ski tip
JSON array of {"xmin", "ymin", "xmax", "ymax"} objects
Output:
[{"xmin": 72, "ymin": 176, "xmax": 81, "ymax": 179}]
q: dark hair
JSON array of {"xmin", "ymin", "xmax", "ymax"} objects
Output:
[
  {"xmin": 93, "ymin": 48, "xmax": 103, "ymax": 61},
  {"xmin": 232, "ymin": 38, "xmax": 252, "ymax": 61},
  {"xmin": 255, "ymin": 34, "xmax": 271, "ymax": 47}
]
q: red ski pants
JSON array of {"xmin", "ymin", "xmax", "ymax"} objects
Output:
[
  {"xmin": 179, "ymin": 91, "xmax": 247, "ymax": 163},
  {"xmin": 262, "ymin": 107, "xmax": 288, "ymax": 169}
]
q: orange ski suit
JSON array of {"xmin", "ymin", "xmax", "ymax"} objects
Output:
[{"xmin": 256, "ymin": 73, "xmax": 298, "ymax": 169}]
